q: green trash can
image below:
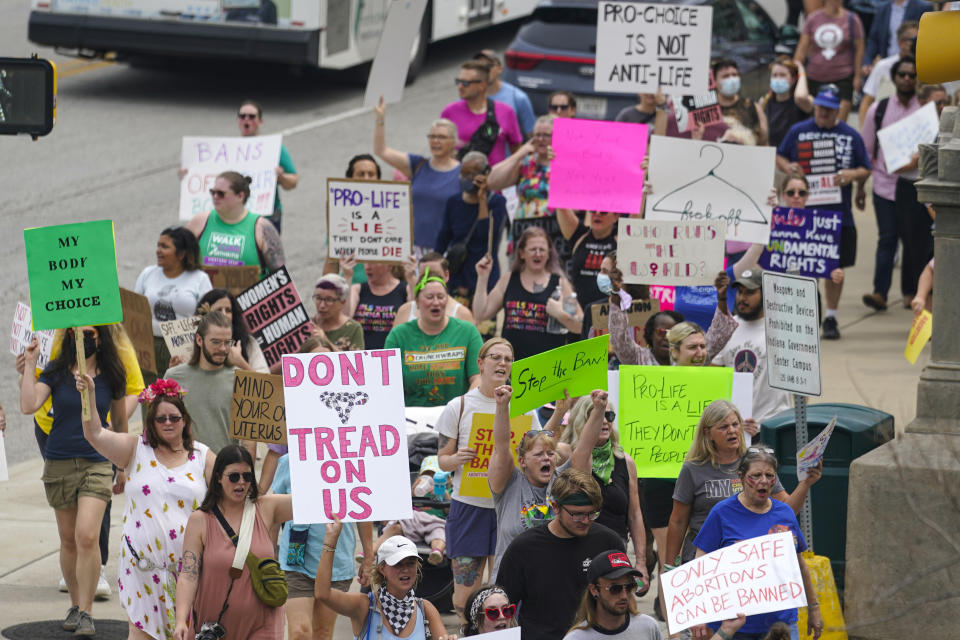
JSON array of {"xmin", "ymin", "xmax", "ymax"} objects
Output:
[{"xmin": 760, "ymin": 403, "xmax": 894, "ymax": 595}]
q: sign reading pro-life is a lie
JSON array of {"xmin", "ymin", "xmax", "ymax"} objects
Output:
[
  {"xmin": 24, "ymin": 220, "xmax": 123, "ymax": 331},
  {"xmin": 762, "ymin": 272, "xmax": 821, "ymax": 396},
  {"xmin": 327, "ymin": 178, "xmax": 412, "ymax": 263},
  {"xmin": 595, "ymin": 2, "xmax": 713, "ymax": 94},
  {"xmin": 282, "ymin": 349, "xmax": 412, "ymax": 524}
]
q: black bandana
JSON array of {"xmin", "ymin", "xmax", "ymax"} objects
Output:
[{"xmin": 377, "ymin": 587, "xmax": 416, "ymax": 634}]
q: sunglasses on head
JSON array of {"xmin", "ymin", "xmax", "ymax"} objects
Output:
[
  {"xmin": 224, "ymin": 471, "xmax": 254, "ymax": 483},
  {"xmin": 599, "ymin": 581, "xmax": 639, "ymax": 595},
  {"xmin": 155, "ymin": 415, "xmax": 183, "ymax": 425},
  {"xmin": 237, "ymin": 112, "xmax": 258, "ymax": 119},
  {"xmin": 484, "ymin": 604, "xmax": 517, "ymax": 621},
  {"xmin": 785, "ymin": 189, "xmax": 808, "ymax": 197}
]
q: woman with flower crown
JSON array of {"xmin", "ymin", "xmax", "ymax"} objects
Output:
[{"xmin": 77, "ymin": 376, "xmax": 215, "ymax": 640}]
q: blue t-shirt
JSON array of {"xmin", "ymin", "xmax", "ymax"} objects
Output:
[
  {"xmin": 776, "ymin": 118, "xmax": 871, "ymax": 227},
  {"xmin": 409, "ymin": 153, "xmax": 462, "ymax": 250},
  {"xmin": 435, "ymin": 193, "xmax": 507, "ymax": 294},
  {"xmin": 673, "ymin": 265, "xmax": 735, "ymax": 330},
  {"xmin": 37, "ymin": 369, "xmax": 115, "ymax": 461},
  {"xmin": 693, "ymin": 494, "xmax": 808, "ymax": 634},
  {"xmin": 271, "ymin": 454, "xmax": 357, "ymax": 580},
  {"xmin": 492, "ymin": 82, "xmax": 536, "ymax": 136}
]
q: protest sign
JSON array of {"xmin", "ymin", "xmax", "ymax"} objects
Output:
[
  {"xmin": 235, "ymin": 267, "xmax": 312, "ymax": 368},
  {"xmin": 363, "ymin": 0, "xmax": 428, "ymax": 108},
  {"xmin": 0, "ymin": 434, "xmax": 7, "ymax": 482},
  {"xmin": 160, "ymin": 316, "xmax": 201, "ymax": 362},
  {"xmin": 662, "ymin": 531, "xmax": 806, "ymax": 633},
  {"xmin": 283, "ymin": 349, "xmax": 411, "ymax": 523},
  {"xmin": 797, "ymin": 416, "xmax": 835, "ymax": 481},
  {"xmin": 178, "ymin": 134, "xmax": 282, "ymax": 219},
  {"xmin": 759, "ymin": 207, "xmax": 842, "ymax": 279},
  {"xmin": 457, "ymin": 413, "xmax": 535, "ymax": 499},
  {"xmin": 510, "ymin": 335, "xmax": 609, "ymax": 417},
  {"xmin": 589, "ymin": 298, "xmax": 660, "ymax": 344},
  {"xmin": 327, "ymin": 178, "xmax": 412, "ymax": 263},
  {"xmin": 670, "ymin": 91, "xmax": 723, "ymax": 132},
  {"xmin": 878, "ymin": 102, "xmax": 939, "ymax": 173},
  {"xmin": 594, "ymin": 2, "xmax": 713, "ymax": 94},
  {"xmin": 797, "ymin": 139, "xmax": 841, "ymax": 206},
  {"xmin": 647, "ymin": 136, "xmax": 773, "ymax": 244},
  {"xmin": 119, "ymin": 288, "xmax": 157, "ymax": 373},
  {"xmin": 650, "ymin": 285, "xmax": 676, "ymax": 311},
  {"xmin": 905, "ymin": 309, "xmax": 932, "ymax": 365},
  {"xmin": 231, "ymin": 371, "xmax": 287, "ymax": 444},
  {"xmin": 547, "ymin": 118, "xmax": 648, "ymax": 214},
  {"xmin": 10, "ymin": 303, "xmax": 54, "ymax": 368},
  {"xmin": 24, "ymin": 220, "xmax": 123, "ymax": 331},
  {"xmin": 202, "ymin": 265, "xmax": 260, "ymax": 296},
  {"xmin": 763, "ymin": 272, "xmax": 821, "ymax": 396},
  {"xmin": 618, "ymin": 365, "xmax": 732, "ymax": 477},
  {"xmin": 405, "ymin": 406, "xmax": 446, "ymax": 433},
  {"xmin": 732, "ymin": 372, "xmax": 753, "ymax": 446},
  {"xmin": 618, "ymin": 219, "xmax": 726, "ymax": 286},
  {"xmin": 478, "ymin": 629, "xmax": 520, "ymax": 640}
]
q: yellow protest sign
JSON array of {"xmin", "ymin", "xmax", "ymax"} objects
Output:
[
  {"xmin": 458, "ymin": 413, "xmax": 534, "ymax": 499},
  {"xmin": 618, "ymin": 365, "xmax": 733, "ymax": 478},
  {"xmin": 904, "ymin": 310, "xmax": 932, "ymax": 364}
]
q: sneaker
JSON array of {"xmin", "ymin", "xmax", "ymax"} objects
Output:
[
  {"xmin": 862, "ymin": 293, "xmax": 887, "ymax": 311},
  {"xmin": 95, "ymin": 567, "xmax": 111, "ymax": 600},
  {"xmin": 74, "ymin": 611, "xmax": 96, "ymax": 637},
  {"xmin": 63, "ymin": 606, "xmax": 81, "ymax": 631},
  {"xmin": 59, "ymin": 576, "xmax": 68, "ymax": 592},
  {"xmin": 822, "ymin": 317, "xmax": 840, "ymax": 340}
]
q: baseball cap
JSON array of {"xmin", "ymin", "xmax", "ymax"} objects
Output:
[
  {"xmin": 813, "ymin": 84, "xmax": 841, "ymax": 110},
  {"xmin": 377, "ymin": 536, "xmax": 420, "ymax": 566},
  {"xmin": 732, "ymin": 268, "xmax": 763, "ymax": 291},
  {"xmin": 587, "ymin": 550, "xmax": 642, "ymax": 583}
]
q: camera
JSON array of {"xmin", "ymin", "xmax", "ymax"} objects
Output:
[{"xmin": 195, "ymin": 622, "xmax": 226, "ymax": 640}]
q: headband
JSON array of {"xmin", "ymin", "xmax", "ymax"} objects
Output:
[
  {"xmin": 138, "ymin": 379, "xmax": 187, "ymax": 405},
  {"xmin": 554, "ymin": 490, "xmax": 594, "ymax": 507},
  {"xmin": 470, "ymin": 587, "xmax": 508, "ymax": 628},
  {"xmin": 414, "ymin": 267, "xmax": 447, "ymax": 297}
]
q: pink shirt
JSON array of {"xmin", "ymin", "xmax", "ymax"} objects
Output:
[
  {"xmin": 862, "ymin": 94, "xmax": 921, "ymax": 201},
  {"xmin": 441, "ymin": 99, "xmax": 523, "ymax": 166},
  {"xmin": 802, "ymin": 9, "xmax": 864, "ymax": 82}
]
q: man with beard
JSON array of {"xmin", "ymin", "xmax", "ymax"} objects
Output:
[
  {"xmin": 497, "ymin": 468, "xmax": 625, "ymax": 640},
  {"xmin": 564, "ymin": 550, "xmax": 661, "ymax": 640},
  {"xmin": 711, "ymin": 269, "xmax": 791, "ymax": 423},
  {"xmin": 166, "ymin": 310, "xmax": 247, "ymax": 454}
]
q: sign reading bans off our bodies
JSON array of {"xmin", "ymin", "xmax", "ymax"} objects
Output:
[
  {"xmin": 282, "ymin": 349, "xmax": 412, "ymax": 524},
  {"xmin": 595, "ymin": 2, "xmax": 713, "ymax": 94},
  {"xmin": 327, "ymin": 178, "xmax": 412, "ymax": 263},
  {"xmin": 236, "ymin": 267, "xmax": 312, "ymax": 368}
]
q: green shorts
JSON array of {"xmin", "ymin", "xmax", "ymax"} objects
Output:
[{"xmin": 41, "ymin": 458, "xmax": 113, "ymax": 510}]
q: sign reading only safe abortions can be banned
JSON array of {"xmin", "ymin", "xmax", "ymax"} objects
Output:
[
  {"xmin": 327, "ymin": 178, "xmax": 412, "ymax": 263},
  {"xmin": 282, "ymin": 349, "xmax": 412, "ymax": 524}
]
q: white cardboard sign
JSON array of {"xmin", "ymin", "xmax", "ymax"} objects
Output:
[
  {"xmin": 797, "ymin": 416, "xmax": 835, "ymax": 481},
  {"xmin": 646, "ymin": 136, "xmax": 773, "ymax": 244},
  {"xmin": 179, "ymin": 134, "xmax": 282, "ymax": 220},
  {"xmin": 282, "ymin": 350, "xmax": 413, "ymax": 524},
  {"xmin": 327, "ymin": 178, "xmax": 413, "ymax": 263},
  {"xmin": 595, "ymin": 1, "xmax": 713, "ymax": 94},
  {"xmin": 762, "ymin": 272, "xmax": 821, "ymax": 396},
  {"xmin": 878, "ymin": 102, "xmax": 939, "ymax": 173},
  {"xmin": 732, "ymin": 371, "xmax": 754, "ymax": 446},
  {"xmin": 10, "ymin": 303, "xmax": 54, "ymax": 368},
  {"xmin": 160, "ymin": 316, "xmax": 201, "ymax": 363},
  {"xmin": 663, "ymin": 532, "xmax": 806, "ymax": 633},
  {"xmin": 363, "ymin": 0, "xmax": 429, "ymax": 108},
  {"xmin": 0, "ymin": 434, "xmax": 8, "ymax": 482},
  {"xmin": 618, "ymin": 219, "xmax": 726, "ymax": 286}
]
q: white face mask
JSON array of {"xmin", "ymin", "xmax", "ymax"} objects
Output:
[{"xmin": 719, "ymin": 76, "xmax": 741, "ymax": 97}]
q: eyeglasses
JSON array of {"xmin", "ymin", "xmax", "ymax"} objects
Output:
[
  {"xmin": 427, "ymin": 134, "xmax": 452, "ymax": 141},
  {"xmin": 896, "ymin": 71, "xmax": 917, "ymax": 79},
  {"xmin": 560, "ymin": 505, "xmax": 600, "ymax": 522},
  {"xmin": 207, "ymin": 338, "xmax": 236, "ymax": 348},
  {"xmin": 531, "ymin": 133, "xmax": 552, "ymax": 140},
  {"xmin": 598, "ymin": 581, "xmax": 639, "ymax": 595},
  {"xmin": 484, "ymin": 604, "xmax": 517, "ymax": 621},
  {"xmin": 484, "ymin": 353, "xmax": 514, "ymax": 363},
  {"xmin": 209, "ymin": 189, "xmax": 227, "ymax": 198},
  {"xmin": 155, "ymin": 415, "xmax": 184, "ymax": 425},
  {"xmin": 785, "ymin": 189, "xmax": 808, "ymax": 197},
  {"xmin": 455, "ymin": 78, "xmax": 483, "ymax": 86},
  {"xmin": 237, "ymin": 112, "xmax": 258, "ymax": 120},
  {"xmin": 313, "ymin": 295, "xmax": 339, "ymax": 305},
  {"xmin": 549, "ymin": 103, "xmax": 571, "ymax": 111}
]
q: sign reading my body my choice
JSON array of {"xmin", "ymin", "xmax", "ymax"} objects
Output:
[
  {"xmin": 24, "ymin": 220, "xmax": 123, "ymax": 331},
  {"xmin": 327, "ymin": 178, "xmax": 412, "ymax": 264}
]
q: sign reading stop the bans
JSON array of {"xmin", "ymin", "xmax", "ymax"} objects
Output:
[{"xmin": 24, "ymin": 220, "xmax": 122, "ymax": 331}]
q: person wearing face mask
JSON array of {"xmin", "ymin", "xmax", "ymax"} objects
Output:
[
  {"xmin": 579, "ymin": 251, "xmax": 650, "ymax": 343},
  {"xmin": 557, "ymin": 209, "xmax": 619, "ymax": 305},
  {"xmin": 712, "ymin": 59, "xmax": 768, "ymax": 146},
  {"xmin": 435, "ymin": 151, "xmax": 507, "ymax": 304},
  {"xmin": 760, "ymin": 57, "xmax": 813, "ymax": 148}
]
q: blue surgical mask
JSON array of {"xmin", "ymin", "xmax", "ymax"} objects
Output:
[
  {"xmin": 770, "ymin": 78, "xmax": 791, "ymax": 95},
  {"xmin": 596, "ymin": 273, "xmax": 613, "ymax": 295},
  {"xmin": 460, "ymin": 177, "xmax": 479, "ymax": 194},
  {"xmin": 719, "ymin": 76, "xmax": 741, "ymax": 97}
]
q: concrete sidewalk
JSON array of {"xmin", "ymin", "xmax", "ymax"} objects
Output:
[{"xmin": 0, "ymin": 203, "xmax": 930, "ymax": 637}]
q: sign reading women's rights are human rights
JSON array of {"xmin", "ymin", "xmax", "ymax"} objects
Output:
[{"xmin": 282, "ymin": 349, "xmax": 412, "ymax": 524}]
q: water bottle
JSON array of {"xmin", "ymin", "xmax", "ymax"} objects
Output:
[
  {"xmin": 546, "ymin": 285, "xmax": 569, "ymax": 334},
  {"xmin": 412, "ymin": 474, "xmax": 433, "ymax": 497},
  {"xmin": 563, "ymin": 293, "xmax": 578, "ymax": 319},
  {"xmin": 432, "ymin": 471, "xmax": 450, "ymax": 501}
]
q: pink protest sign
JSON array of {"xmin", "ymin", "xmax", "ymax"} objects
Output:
[{"xmin": 547, "ymin": 119, "xmax": 647, "ymax": 214}]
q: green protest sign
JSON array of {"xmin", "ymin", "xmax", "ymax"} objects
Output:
[
  {"xmin": 24, "ymin": 220, "xmax": 123, "ymax": 331},
  {"xmin": 618, "ymin": 365, "xmax": 733, "ymax": 478},
  {"xmin": 510, "ymin": 334, "xmax": 609, "ymax": 417}
]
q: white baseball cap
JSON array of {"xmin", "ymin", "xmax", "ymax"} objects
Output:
[{"xmin": 377, "ymin": 536, "xmax": 420, "ymax": 566}]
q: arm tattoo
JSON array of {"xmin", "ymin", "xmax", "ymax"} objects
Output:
[
  {"xmin": 259, "ymin": 219, "xmax": 286, "ymax": 271},
  {"xmin": 180, "ymin": 550, "xmax": 200, "ymax": 581},
  {"xmin": 438, "ymin": 434, "xmax": 452, "ymax": 450}
]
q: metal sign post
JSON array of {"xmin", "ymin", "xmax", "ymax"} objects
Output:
[{"xmin": 793, "ymin": 393, "xmax": 813, "ymax": 551}]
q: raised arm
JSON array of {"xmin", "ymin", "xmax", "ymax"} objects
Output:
[
  {"xmin": 315, "ymin": 520, "xmax": 370, "ymax": 629},
  {"xmin": 772, "ymin": 460, "xmax": 822, "ymax": 514},
  {"xmin": 472, "ymin": 261, "xmax": 508, "ymax": 323},
  {"xmin": 260, "ymin": 493, "xmax": 294, "ymax": 529},
  {"xmin": 19, "ymin": 339, "xmax": 51, "ymax": 415},
  {"xmin": 488, "ymin": 384, "xmax": 517, "ymax": 495},
  {"xmin": 794, "ymin": 61, "xmax": 813, "ymax": 113},
  {"xmin": 374, "ymin": 97, "xmax": 413, "ymax": 177},
  {"xmin": 487, "ymin": 141, "xmax": 533, "ymax": 191},
  {"xmin": 556, "ymin": 209, "xmax": 580, "ymax": 240},
  {"xmin": 77, "ymin": 373, "xmax": 138, "ymax": 469},
  {"xmin": 569, "ymin": 390, "xmax": 607, "ymax": 472}
]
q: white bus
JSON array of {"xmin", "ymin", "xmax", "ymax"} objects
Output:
[{"xmin": 28, "ymin": 0, "xmax": 538, "ymax": 77}]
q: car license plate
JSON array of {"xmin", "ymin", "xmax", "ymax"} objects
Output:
[{"xmin": 577, "ymin": 96, "xmax": 607, "ymax": 119}]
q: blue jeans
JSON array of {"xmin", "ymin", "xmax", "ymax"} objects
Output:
[{"xmin": 871, "ymin": 193, "xmax": 898, "ymax": 298}]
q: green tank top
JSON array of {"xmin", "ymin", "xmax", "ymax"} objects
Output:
[{"xmin": 198, "ymin": 211, "xmax": 263, "ymax": 273}]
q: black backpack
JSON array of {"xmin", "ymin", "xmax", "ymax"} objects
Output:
[{"xmin": 458, "ymin": 99, "xmax": 501, "ymax": 160}]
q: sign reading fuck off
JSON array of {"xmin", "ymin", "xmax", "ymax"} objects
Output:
[
  {"xmin": 282, "ymin": 349, "xmax": 413, "ymax": 524},
  {"xmin": 327, "ymin": 179, "xmax": 412, "ymax": 264}
]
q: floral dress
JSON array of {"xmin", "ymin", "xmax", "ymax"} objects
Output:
[{"xmin": 119, "ymin": 437, "xmax": 209, "ymax": 639}]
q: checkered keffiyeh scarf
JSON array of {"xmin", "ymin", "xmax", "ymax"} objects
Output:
[{"xmin": 378, "ymin": 587, "xmax": 416, "ymax": 634}]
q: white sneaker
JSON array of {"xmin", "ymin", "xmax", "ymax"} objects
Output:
[
  {"xmin": 58, "ymin": 576, "xmax": 68, "ymax": 592},
  {"xmin": 95, "ymin": 567, "xmax": 111, "ymax": 600}
]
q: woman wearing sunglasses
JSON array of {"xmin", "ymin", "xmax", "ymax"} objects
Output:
[
  {"xmin": 462, "ymin": 585, "xmax": 517, "ymax": 635},
  {"xmin": 174, "ymin": 445, "xmax": 293, "ymax": 640},
  {"xmin": 77, "ymin": 376, "xmax": 214, "ymax": 640}
]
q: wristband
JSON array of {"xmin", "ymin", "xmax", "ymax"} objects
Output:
[
  {"xmin": 808, "ymin": 602, "xmax": 820, "ymax": 609},
  {"xmin": 716, "ymin": 629, "xmax": 733, "ymax": 640}
]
